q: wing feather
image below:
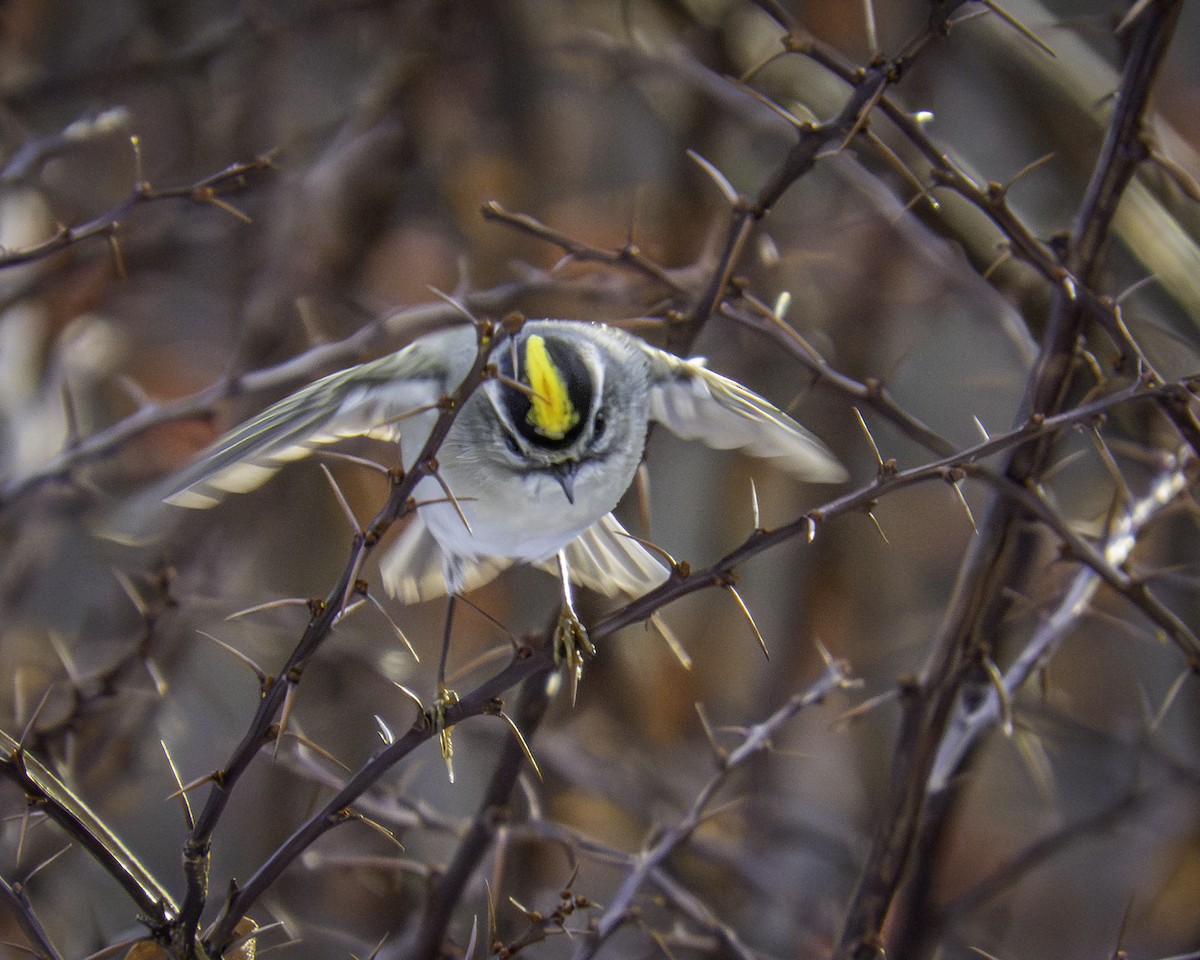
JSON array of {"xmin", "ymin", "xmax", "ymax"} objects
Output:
[
  {"xmin": 534, "ymin": 513, "xmax": 669, "ymax": 598},
  {"xmin": 642, "ymin": 347, "xmax": 847, "ymax": 483},
  {"xmin": 164, "ymin": 325, "xmax": 476, "ymax": 509}
]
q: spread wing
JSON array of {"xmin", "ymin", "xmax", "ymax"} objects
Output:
[
  {"xmin": 166, "ymin": 324, "xmax": 477, "ymax": 509},
  {"xmin": 640, "ymin": 344, "xmax": 847, "ymax": 483}
]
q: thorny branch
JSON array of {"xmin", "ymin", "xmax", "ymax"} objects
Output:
[
  {"xmin": 568, "ymin": 654, "xmax": 857, "ymax": 960},
  {"xmin": 831, "ymin": 4, "xmax": 1189, "ymax": 957},
  {"xmin": 0, "ymin": 152, "xmax": 275, "ymax": 270},
  {"xmin": 929, "ymin": 449, "xmax": 1197, "ymax": 791},
  {"xmin": 3, "ymin": 2, "xmax": 1198, "ymax": 958},
  {"xmin": 199, "ymin": 369, "xmax": 1194, "ymax": 953},
  {"xmin": 182, "ymin": 318, "xmax": 513, "ymax": 954},
  {"xmin": 0, "ymin": 728, "xmax": 177, "ymax": 928}
]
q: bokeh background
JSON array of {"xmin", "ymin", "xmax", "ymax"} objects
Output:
[{"xmin": 2, "ymin": 1, "xmax": 1199, "ymax": 958}]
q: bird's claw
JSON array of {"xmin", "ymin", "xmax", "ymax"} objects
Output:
[{"xmin": 554, "ymin": 609, "xmax": 595, "ymax": 707}]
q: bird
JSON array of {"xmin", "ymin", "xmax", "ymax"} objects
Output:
[{"xmin": 158, "ymin": 319, "xmax": 847, "ymax": 688}]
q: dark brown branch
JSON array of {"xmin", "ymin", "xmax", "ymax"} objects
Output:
[
  {"xmin": 0, "ymin": 154, "xmax": 274, "ymax": 270},
  {"xmin": 405, "ymin": 665, "xmax": 555, "ymax": 959},
  {"xmin": 199, "ymin": 370, "xmax": 1182, "ymax": 953},
  {"xmin": 831, "ymin": 4, "xmax": 1187, "ymax": 956},
  {"xmin": 0, "ymin": 729, "xmax": 177, "ymax": 930},
  {"xmin": 0, "ymin": 872, "xmax": 64, "ymax": 960},
  {"xmin": 181, "ymin": 319, "xmax": 509, "ymax": 954}
]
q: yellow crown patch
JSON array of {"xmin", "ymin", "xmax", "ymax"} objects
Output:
[{"xmin": 524, "ymin": 334, "xmax": 579, "ymax": 440}]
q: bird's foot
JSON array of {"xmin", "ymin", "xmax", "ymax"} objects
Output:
[{"xmin": 554, "ymin": 608, "xmax": 595, "ymax": 707}]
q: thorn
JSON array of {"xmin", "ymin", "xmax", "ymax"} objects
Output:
[
  {"xmin": 16, "ymin": 806, "xmax": 32, "ymax": 866},
  {"xmin": 806, "ymin": 514, "xmax": 817, "ymax": 543},
  {"xmin": 866, "ymin": 509, "xmax": 890, "ymax": 544},
  {"xmin": 46, "ymin": 630, "xmax": 82, "ymax": 687},
  {"xmin": 1088, "ymin": 426, "xmax": 1132, "ymax": 515},
  {"xmin": 130, "ymin": 133, "xmax": 146, "ymax": 189},
  {"xmin": 111, "ymin": 567, "xmax": 150, "ymax": 617},
  {"xmin": 686, "ymin": 149, "xmax": 742, "ymax": 207},
  {"xmin": 612, "ymin": 528, "xmax": 678, "ymax": 570},
  {"xmin": 167, "ymin": 770, "xmax": 218, "ymax": 801},
  {"xmin": 832, "ymin": 687, "xmax": 900, "ymax": 729},
  {"xmin": 650, "ymin": 612, "xmax": 691, "ymax": 670},
  {"xmin": 494, "ymin": 708, "xmax": 543, "ymax": 781},
  {"xmin": 365, "ymin": 932, "xmax": 392, "ymax": 960},
  {"xmin": 1115, "ymin": 0, "xmax": 1153, "ymax": 34},
  {"xmin": 25, "ymin": 844, "xmax": 71, "ymax": 883},
  {"xmin": 336, "ymin": 544, "xmax": 369, "ymax": 619},
  {"xmin": 161, "ymin": 740, "xmax": 195, "ymax": 829},
  {"xmin": 317, "ymin": 449, "xmax": 391, "ymax": 476},
  {"xmin": 60, "ymin": 380, "xmax": 81, "ymax": 449},
  {"xmin": 981, "ymin": 656, "xmax": 1013, "ymax": 736},
  {"xmin": 429, "ymin": 468, "xmax": 473, "ymax": 535},
  {"xmin": 1013, "ymin": 726, "xmax": 1056, "ymax": 800},
  {"xmin": 364, "ymin": 592, "xmax": 419, "ymax": 662},
  {"xmin": 391, "ymin": 681, "xmax": 426, "ymax": 717},
  {"xmin": 195, "ymin": 631, "xmax": 267, "ymax": 685},
  {"xmin": 107, "ymin": 231, "xmax": 127, "ymax": 279},
  {"xmin": 726, "ymin": 584, "xmax": 769, "ymax": 660},
  {"xmin": 865, "ymin": 129, "xmax": 939, "ymax": 212},
  {"xmin": 694, "ymin": 702, "xmax": 720, "ymax": 754},
  {"xmin": 276, "ymin": 681, "xmax": 298, "ymax": 760},
  {"xmin": 486, "ymin": 879, "xmax": 498, "ymax": 949},
  {"xmin": 1150, "ymin": 667, "xmax": 1190, "ymax": 731},
  {"xmin": 295, "ymin": 296, "xmax": 328, "ymax": 347},
  {"xmin": 1006, "ymin": 151, "xmax": 1056, "ymax": 189},
  {"xmin": 730, "ymin": 76, "xmax": 811, "ymax": 129},
  {"xmin": 861, "ymin": 0, "xmax": 879, "ymax": 56},
  {"xmin": 375, "ymin": 714, "xmax": 396, "ymax": 746},
  {"xmin": 452, "ymin": 595, "xmax": 522, "ymax": 654},
  {"xmin": 426, "ymin": 285, "xmax": 480, "ymax": 326},
  {"xmin": 224, "ymin": 597, "xmax": 311, "ymax": 621},
  {"xmin": 950, "ymin": 479, "xmax": 978, "ymax": 533},
  {"xmin": 737, "ymin": 47, "xmax": 791, "ymax": 86},
  {"xmin": 1146, "ymin": 148, "xmax": 1200, "ymax": 204},
  {"xmin": 375, "ymin": 400, "xmax": 444, "ymax": 432},
  {"xmin": 852, "ymin": 407, "xmax": 885, "ymax": 469},
  {"xmin": 981, "ymin": 246, "xmax": 1013, "ymax": 281},
  {"xmin": 973, "ymin": 416, "xmax": 991, "ymax": 442},
  {"xmin": 204, "ymin": 194, "xmax": 253, "ymax": 223},
  {"xmin": 749, "ymin": 477, "xmax": 761, "ymax": 530},
  {"xmin": 18, "ymin": 687, "xmax": 53, "ymax": 750},
  {"xmin": 462, "ymin": 915, "xmax": 479, "ymax": 960},
  {"xmin": 977, "ymin": 0, "xmax": 1056, "ymax": 56},
  {"xmin": 112, "ymin": 373, "xmax": 157, "ymax": 409},
  {"xmin": 352, "ymin": 811, "xmax": 405, "ymax": 850},
  {"xmin": 142, "ymin": 656, "xmax": 169, "ymax": 696},
  {"xmin": 832, "ymin": 80, "xmax": 886, "ymax": 156},
  {"xmin": 286, "ymin": 730, "xmax": 351, "ymax": 771},
  {"xmin": 492, "ymin": 373, "xmax": 545, "ymax": 402},
  {"xmin": 319, "ymin": 463, "xmax": 362, "ymax": 535},
  {"xmin": 816, "ymin": 638, "xmax": 854, "ymax": 691},
  {"xmin": 772, "ymin": 290, "xmax": 791, "ymax": 319}
]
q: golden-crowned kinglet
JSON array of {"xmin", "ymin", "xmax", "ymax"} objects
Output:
[{"xmin": 163, "ymin": 320, "xmax": 846, "ymax": 682}]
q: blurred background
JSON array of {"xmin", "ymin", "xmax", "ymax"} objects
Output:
[{"xmin": 1, "ymin": 1, "xmax": 1199, "ymax": 958}]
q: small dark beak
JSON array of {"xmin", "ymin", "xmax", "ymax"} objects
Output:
[{"xmin": 552, "ymin": 461, "xmax": 578, "ymax": 504}]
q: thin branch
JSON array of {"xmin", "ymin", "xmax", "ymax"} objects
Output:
[{"xmin": 569, "ymin": 655, "xmax": 856, "ymax": 960}]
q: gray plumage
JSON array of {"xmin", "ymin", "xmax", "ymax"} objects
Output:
[{"xmin": 158, "ymin": 320, "xmax": 847, "ymax": 602}]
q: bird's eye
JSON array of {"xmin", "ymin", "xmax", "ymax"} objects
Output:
[{"xmin": 592, "ymin": 410, "xmax": 607, "ymax": 441}]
